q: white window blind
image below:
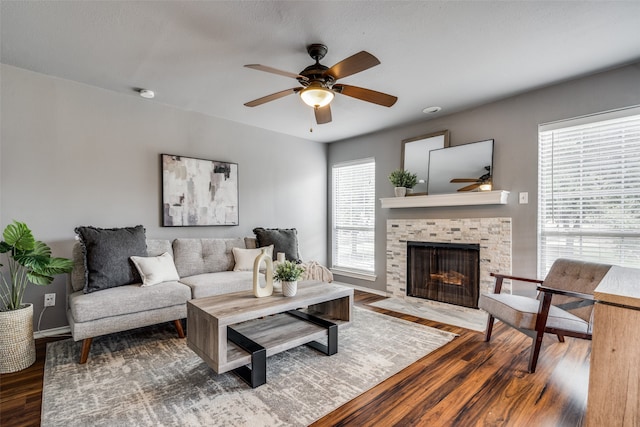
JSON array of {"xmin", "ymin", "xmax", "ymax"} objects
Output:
[
  {"xmin": 332, "ymin": 158, "xmax": 375, "ymax": 274},
  {"xmin": 538, "ymin": 106, "xmax": 640, "ymax": 277}
]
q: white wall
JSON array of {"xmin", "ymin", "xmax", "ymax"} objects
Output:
[
  {"xmin": 0, "ymin": 64, "xmax": 328, "ymax": 330},
  {"xmin": 328, "ymin": 63, "xmax": 640, "ymax": 294}
]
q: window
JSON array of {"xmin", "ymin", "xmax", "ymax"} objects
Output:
[
  {"xmin": 538, "ymin": 106, "xmax": 640, "ymax": 277},
  {"xmin": 332, "ymin": 158, "xmax": 375, "ymax": 278}
]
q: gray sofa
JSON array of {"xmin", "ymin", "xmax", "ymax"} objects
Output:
[{"xmin": 67, "ymin": 237, "xmax": 258, "ymax": 363}]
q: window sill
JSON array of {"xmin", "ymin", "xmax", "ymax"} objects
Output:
[{"xmin": 331, "ymin": 268, "xmax": 377, "ymax": 282}]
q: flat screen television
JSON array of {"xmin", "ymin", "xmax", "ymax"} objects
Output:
[{"xmin": 427, "ymin": 139, "xmax": 494, "ymax": 195}]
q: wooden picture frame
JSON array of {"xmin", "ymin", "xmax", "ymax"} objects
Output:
[
  {"xmin": 401, "ymin": 130, "xmax": 450, "ymax": 195},
  {"xmin": 162, "ymin": 154, "xmax": 239, "ymax": 226}
]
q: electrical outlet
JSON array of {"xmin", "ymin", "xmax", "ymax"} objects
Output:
[{"xmin": 44, "ymin": 293, "xmax": 56, "ymax": 307}]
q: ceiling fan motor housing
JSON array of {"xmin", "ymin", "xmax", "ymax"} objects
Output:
[{"xmin": 298, "ymin": 44, "xmax": 334, "ymax": 87}]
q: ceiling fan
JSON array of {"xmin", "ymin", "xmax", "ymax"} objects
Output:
[
  {"xmin": 243, "ymin": 44, "xmax": 397, "ymax": 125},
  {"xmin": 450, "ymin": 166, "xmax": 492, "ymax": 192}
]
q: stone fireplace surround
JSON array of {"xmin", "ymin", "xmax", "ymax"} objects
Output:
[{"xmin": 387, "ymin": 218, "xmax": 512, "ymax": 304}]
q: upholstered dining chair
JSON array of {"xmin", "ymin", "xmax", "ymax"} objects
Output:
[{"xmin": 478, "ymin": 258, "xmax": 612, "ymax": 373}]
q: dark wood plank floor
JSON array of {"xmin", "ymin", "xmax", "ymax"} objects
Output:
[{"xmin": 1, "ymin": 290, "xmax": 589, "ymax": 426}]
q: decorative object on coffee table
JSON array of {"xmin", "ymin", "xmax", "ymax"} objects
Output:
[
  {"xmin": 0, "ymin": 220, "xmax": 74, "ymax": 373},
  {"xmin": 388, "ymin": 169, "xmax": 417, "ymax": 197},
  {"xmin": 274, "ymin": 260, "xmax": 305, "ymax": 297},
  {"xmin": 253, "ymin": 248, "xmax": 274, "ymax": 297}
]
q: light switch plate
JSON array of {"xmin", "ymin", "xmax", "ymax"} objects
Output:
[{"xmin": 519, "ymin": 192, "xmax": 529, "ymax": 204}]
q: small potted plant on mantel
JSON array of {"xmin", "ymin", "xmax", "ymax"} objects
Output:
[
  {"xmin": 0, "ymin": 221, "xmax": 74, "ymax": 373},
  {"xmin": 274, "ymin": 260, "xmax": 305, "ymax": 297},
  {"xmin": 389, "ymin": 169, "xmax": 418, "ymax": 197}
]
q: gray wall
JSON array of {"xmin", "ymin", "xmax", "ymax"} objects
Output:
[
  {"xmin": 0, "ymin": 64, "xmax": 328, "ymax": 330},
  {"xmin": 328, "ymin": 63, "xmax": 640, "ymax": 294}
]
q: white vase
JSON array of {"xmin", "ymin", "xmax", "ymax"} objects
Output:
[
  {"xmin": 394, "ymin": 187, "xmax": 407, "ymax": 197},
  {"xmin": 0, "ymin": 303, "xmax": 36, "ymax": 373},
  {"xmin": 253, "ymin": 248, "xmax": 274, "ymax": 297},
  {"xmin": 281, "ymin": 280, "xmax": 298, "ymax": 297}
]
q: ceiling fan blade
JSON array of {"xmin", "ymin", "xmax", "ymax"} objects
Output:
[
  {"xmin": 334, "ymin": 84, "xmax": 397, "ymax": 107},
  {"xmin": 244, "ymin": 64, "xmax": 308, "ymax": 81},
  {"xmin": 325, "ymin": 51, "xmax": 380, "ymax": 80},
  {"xmin": 314, "ymin": 105, "xmax": 332, "ymax": 124},
  {"xmin": 244, "ymin": 88, "xmax": 300, "ymax": 107},
  {"xmin": 457, "ymin": 183, "xmax": 481, "ymax": 192},
  {"xmin": 450, "ymin": 178, "xmax": 480, "ymax": 183}
]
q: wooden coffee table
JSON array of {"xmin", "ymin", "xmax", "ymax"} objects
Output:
[{"xmin": 186, "ymin": 280, "xmax": 353, "ymax": 387}]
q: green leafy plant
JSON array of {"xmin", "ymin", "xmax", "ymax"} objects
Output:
[
  {"xmin": 388, "ymin": 169, "xmax": 418, "ymax": 188},
  {"xmin": 0, "ymin": 221, "xmax": 74, "ymax": 311},
  {"xmin": 273, "ymin": 260, "xmax": 305, "ymax": 282}
]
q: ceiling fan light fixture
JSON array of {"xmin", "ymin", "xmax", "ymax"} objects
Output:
[{"xmin": 300, "ymin": 84, "xmax": 334, "ymax": 108}]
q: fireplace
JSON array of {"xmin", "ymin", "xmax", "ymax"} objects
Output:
[{"xmin": 407, "ymin": 241, "xmax": 480, "ymax": 309}]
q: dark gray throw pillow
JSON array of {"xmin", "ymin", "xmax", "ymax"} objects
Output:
[
  {"xmin": 75, "ymin": 225, "xmax": 147, "ymax": 293},
  {"xmin": 253, "ymin": 227, "xmax": 301, "ymax": 262}
]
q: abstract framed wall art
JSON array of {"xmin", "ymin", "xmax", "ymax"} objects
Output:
[{"xmin": 162, "ymin": 154, "xmax": 239, "ymax": 226}]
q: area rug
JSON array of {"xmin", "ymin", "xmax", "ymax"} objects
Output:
[
  {"xmin": 42, "ymin": 307, "xmax": 455, "ymax": 426},
  {"xmin": 369, "ymin": 297, "xmax": 488, "ymax": 332}
]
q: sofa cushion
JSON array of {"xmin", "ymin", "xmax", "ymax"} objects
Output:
[
  {"xmin": 179, "ymin": 271, "xmax": 261, "ymax": 299},
  {"xmin": 232, "ymin": 245, "xmax": 274, "ymax": 271},
  {"xmin": 146, "ymin": 239, "xmax": 173, "ymax": 258},
  {"xmin": 68, "ymin": 281, "xmax": 191, "ymax": 323},
  {"xmin": 172, "ymin": 238, "xmax": 245, "ymax": 277},
  {"xmin": 478, "ymin": 293, "xmax": 589, "ymax": 334},
  {"xmin": 75, "ymin": 225, "xmax": 147, "ymax": 293},
  {"xmin": 130, "ymin": 252, "xmax": 180, "ymax": 287},
  {"xmin": 253, "ymin": 227, "xmax": 301, "ymax": 262}
]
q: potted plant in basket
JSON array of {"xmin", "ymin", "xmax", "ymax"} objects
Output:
[
  {"xmin": 0, "ymin": 221, "xmax": 74, "ymax": 373},
  {"xmin": 274, "ymin": 260, "xmax": 305, "ymax": 297},
  {"xmin": 389, "ymin": 169, "xmax": 418, "ymax": 197}
]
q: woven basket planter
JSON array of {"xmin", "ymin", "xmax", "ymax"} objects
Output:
[{"xmin": 0, "ymin": 303, "xmax": 36, "ymax": 373}]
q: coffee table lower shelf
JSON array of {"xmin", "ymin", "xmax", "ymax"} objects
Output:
[{"xmin": 225, "ymin": 309, "xmax": 343, "ymax": 387}]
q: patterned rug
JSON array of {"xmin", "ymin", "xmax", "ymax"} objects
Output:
[
  {"xmin": 369, "ymin": 297, "xmax": 488, "ymax": 332},
  {"xmin": 42, "ymin": 307, "xmax": 456, "ymax": 426}
]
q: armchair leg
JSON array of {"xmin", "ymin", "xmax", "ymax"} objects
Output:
[
  {"xmin": 556, "ymin": 334, "xmax": 565, "ymax": 343},
  {"xmin": 528, "ymin": 330, "xmax": 545, "ymax": 373},
  {"xmin": 484, "ymin": 315, "xmax": 495, "ymax": 341},
  {"xmin": 174, "ymin": 319, "xmax": 185, "ymax": 338},
  {"xmin": 80, "ymin": 338, "xmax": 93, "ymax": 364}
]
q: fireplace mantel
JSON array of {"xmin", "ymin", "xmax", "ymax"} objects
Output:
[{"xmin": 380, "ymin": 190, "xmax": 509, "ymax": 209}]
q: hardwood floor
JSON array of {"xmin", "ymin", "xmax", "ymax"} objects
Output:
[{"xmin": 1, "ymin": 291, "xmax": 589, "ymax": 426}]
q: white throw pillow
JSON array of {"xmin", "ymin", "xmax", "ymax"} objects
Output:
[
  {"xmin": 130, "ymin": 252, "xmax": 180, "ymax": 287},
  {"xmin": 232, "ymin": 245, "xmax": 274, "ymax": 271}
]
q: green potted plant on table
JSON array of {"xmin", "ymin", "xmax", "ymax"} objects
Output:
[
  {"xmin": 0, "ymin": 221, "xmax": 74, "ymax": 373},
  {"xmin": 389, "ymin": 169, "xmax": 418, "ymax": 197},
  {"xmin": 274, "ymin": 260, "xmax": 305, "ymax": 297}
]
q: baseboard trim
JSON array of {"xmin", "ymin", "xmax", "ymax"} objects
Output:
[
  {"xmin": 332, "ymin": 281, "xmax": 388, "ymax": 297},
  {"xmin": 35, "ymin": 326, "xmax": 71, "ymax": 339}
]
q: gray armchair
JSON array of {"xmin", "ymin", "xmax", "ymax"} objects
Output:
[{"xmin": 478, "ymin": 258, "xmax": 611, "ymax": 373}]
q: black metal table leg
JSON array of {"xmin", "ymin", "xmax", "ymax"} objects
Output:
[
  {"xmin": 286, "ymin": 310, "xmax": 338, "ymax": 355},
  {"xmin": 227, "ymin": 326, "xmax": 266, "ymax": 388}
]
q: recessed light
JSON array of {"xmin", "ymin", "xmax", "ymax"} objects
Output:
[
  {"xmin": 423, "ymin": 106, "xmax": 441, "ymax": 114},
  {"xmin": 139, "ymin": 89, "xmax": 155, "ymax": 99}
]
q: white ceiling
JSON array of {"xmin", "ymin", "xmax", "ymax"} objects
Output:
[{"xmin": 2, "ymin": 1, "xmax": 640, "ymax": 143}]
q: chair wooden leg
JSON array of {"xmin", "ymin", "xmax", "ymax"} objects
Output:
[
  {"xmin": 484, "ymin": 315, "xmax": 495, "ymax": 341},
  {"xmin": 174, "ymin": 319, "xmax": 185, "ymax": 338},
  {"xmin": 528, "ymin": 330, "xmax": 545, "ymax": 373},
  {"xmin": 80, "ymin": 338, "xmax": 93, "ymax": 364},
  {"xmin": 556, "ymin": 334, "xmax": 565, "ymax": 343}
]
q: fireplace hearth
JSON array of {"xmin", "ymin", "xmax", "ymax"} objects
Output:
[{"xmin": 407, "ymin": 242, "xmax": 480, "ymax": 309}]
